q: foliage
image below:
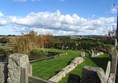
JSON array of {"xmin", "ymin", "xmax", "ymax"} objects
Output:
[
  {"xmin": 12, "ymin": 30, "xmax": 52, "ymax": 53},
  {"xmin": 0, "ymin": 37, "xmax": 10, "ymax": 44},
  {"xmin": 51, "ymin": 36, "xmax": 113, "ymax": 53},
  {"xmin": 0, "ymin": 47, "xmax": 13, "ymax": 56},
  {"xmin": 29, "ymin": 49, "xmax": 48, "ymax": 60}
]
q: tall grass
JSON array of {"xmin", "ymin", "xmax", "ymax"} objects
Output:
[{"xmin": 12, "ymin": 30, "xmax": 52, "ymax": 53}]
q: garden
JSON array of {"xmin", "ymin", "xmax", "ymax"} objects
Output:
[
  {"xmin": 0, "ymin": 31, "xmax": 112, "ymax": 82},
  {"xmin": 32, "ymin": 48, "xmax": 109, "ymax": 83}
]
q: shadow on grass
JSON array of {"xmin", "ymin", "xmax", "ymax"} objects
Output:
[
  {"xmin": 67, "ymin": 58, "xmax": 75, "ymax": 65},
  {"xmin": 55, "ymin": 70, "xmax": 61, "ymax": 74},
  {"xmin": 90, "ymin": 57, "xmax": 109, "ymax": 71}
]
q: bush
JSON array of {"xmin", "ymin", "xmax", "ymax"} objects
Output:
[
  {"xmin": 0, "ymin": 37, "xmax": 10, "ymax": 44},
  {"xmin": 29, "ymin": 49, "xmax": 48, "ymax": 60},
  {"xmin": 0, "ymin": 47, "xmax": 13, "ymax": 55},
  {"xmin": 12, "ymin": 30, "xmax": 52, "ymax": 53},
  {"xmin": 0, "ymin": 47, "xmax": 13, "ymax": 61}
]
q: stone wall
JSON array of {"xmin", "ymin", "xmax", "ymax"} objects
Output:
[
  {"xmin": 115, "ymin": 64, "xmax": 118, "ymax": 83},
  {"xmin": 110, "ymin": 49, "xmax": 118, "ymax": 83},
  {"xmin": 0, "ymin": 62, "xmax": 7, "ymax": 83},
  {"xmin": 81, "ymin": 48, "xmax": 118, "ymax": 83},
  {"xmin": 81, "ymin": 66, "xmax": 107, "ymax": 83},
  {"xmin": 0, "ymin": 50, "xmax": 118, "ymax": 83},
  {"xmin": 91, "ymin": 50, "xmax": 104, "ymax": 57},
  {"xmin": 0, "ymin": 53, "xmax": 55, "ymax": 83},
  {"xmin": 28, "ymin": 76, "xmax": 54, "ymax": 83},
  {"xmin": 81, "ymin": 60, "xmax": 118, "ymax": 83},
  {"xmin": 49, "ymin": 57, "xmax": 84, "ymax": 82},
  {"xmin": 7, "ymin": 54, "xmax": 32, "ymax": 83},
  {"xmin": 105, "ymin": 61, "xmax": 111, "ymax": 82}
]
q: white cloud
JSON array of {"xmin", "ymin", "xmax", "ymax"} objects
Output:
[
  {"xmin": 0, "ymin": 18, "xmax": 10, "ymax": 25},
  {"xmin": 0, "ymin": 10, "xmax": 115, "ymax": 35},
  {"xmin": 111, "ymin": 7, "xmax": 117, "ymax": 13},
  {"xmin": 0, "ymin": 12, "xmax": 3, "ymax": 17}
]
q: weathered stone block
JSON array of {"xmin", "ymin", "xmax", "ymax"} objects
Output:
[
  {"xmin": 111, "ymin": 55, "xmax": 117, "ymax": 73},
  {"xmin": 49, "ymin": 57, "xmax": 84, "ymax": 83},
  {"xmin": 91, "ymin": 50, "xmax": 104, "ymax": 57},
  {"xmin": 115, "ymin": 63, "xmax": 118, "ymax": 83},
  {"xmin": 0, "ymin": 62, "xmax": 7, "ymax": 83},
  {"xmin": 71, "ymin": 57, "xmax": 84, "ymax": 65},
  {"xmin": 110, "ymin": 49, "xmax": 118, "ymax": 82},
  {"xmin": 7, "ymin": 53, "xmax": 32, "ymax": 83},
  {"xmin": 105, "ymin": 61, "xmax": 111, "ymax": 81},
  {"xmin": 81, "ymin": 66, "xmax": 107, "ymax": 83},
  {"xmin": 80, "ymin": 52, "xmax": 85, "ymax": 58},
  {"xmin": 108, "ymin": 73, "xmax": 115, "ymax": 83}
]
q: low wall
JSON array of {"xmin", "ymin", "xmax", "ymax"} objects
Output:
[
  {"xmin": 28, "ymin": 76, "xmax": 54, "ymax": 83},
  {"xmin": 7, "ymin": 54, "xmax": 32, "ymax": 83},
  {"xmin": 0, "ymin": 62, "xmax": 7, "ymax": 83},
  {"xmin": 81, "ymin": 66, "xmax": 107, "ymax": 83},
  {"xmin": 0, "ymin": 51, "xmax": 117, "ymax": 83},
  {"xmin": 91, "ymin": 50, "xmax": 104, "ymax": 57},
  {"xmin": 49, "ymin": 57, "xmax": 84, "ymax": 82},
  {"xmin": 81, "ymin": 48, "xmax": 118, "ymax": 83},
  {"xmin": 30, "ymin": 53, "xmax": 67, "ymax": 63},
  {"xmin": 0, "ymin": 53, "xmax": 57, "ymax": 83}
]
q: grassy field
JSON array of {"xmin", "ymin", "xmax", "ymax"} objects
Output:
[
  {"xmin": 32, "ymin": 48, "xmax": 109, "ymax": 83},
  {"xmin": 59, "ymin": 53, "xmax": 109, "ymax": 83},
  {"xmin": 32, "ymin": 48, "xmax": 81, "ymax": 80}
]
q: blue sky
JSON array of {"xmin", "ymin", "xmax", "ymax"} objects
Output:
[{"xmin": 0, "ymin": 0, "xmax": 117, "ymax": 35}]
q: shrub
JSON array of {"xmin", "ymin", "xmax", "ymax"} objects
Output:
[
  {"xmin": 12, "ymin": 30, "xmax": 52, "ymax": 53},
  {"xmin": 0, "ymin": 47, "xmax": 13, "ymax": 59},
  {"xmin": 0, "ymin": 37, "xmax": 10, "ymax": 44},
  {"xmin": 29, "ymin": 49, "xmax": 48, "ymax": 60}
]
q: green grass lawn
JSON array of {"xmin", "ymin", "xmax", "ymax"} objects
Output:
[
  {"xmin": 59, "ymin": 53, "xmax": 109, "ymax": 83},
  {"xmin": 32, "ymin": 48, "xmax": 109, "ymax": 83},
  {"xmin": 32, "ymin": 48, "xmax": 81, "ymax": 80}
]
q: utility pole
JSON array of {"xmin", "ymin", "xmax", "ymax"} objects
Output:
[
  {"xmin": 116, "ymin": 8, "xmax": 118, "ymax": 40},
  {"xmin": 115, "ymin": 8, "xmax": 118, "ymax": 47}
]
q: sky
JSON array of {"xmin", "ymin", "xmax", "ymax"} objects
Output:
[{"xmin": 0, "ymin": 0, "xmax": 117, "ymax": 35}]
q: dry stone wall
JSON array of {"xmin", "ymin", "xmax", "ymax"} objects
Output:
[
  {"xmin": 0, "ymin": 62, "xmax": 7, "ymax": 83},
  {"xmin": 105, "ymin": 61, "xmax": 111, "ymax": 82},
  {"xmin": 91, "ymin": 50, "xmax": 104, "ymax": 57},
  {"xmin": 81, "ymin": 48, "xmax": 118, "ymax": 83},
  {"xmin": 0, "ymin": 53, "xmax": 55, "ymax": 83},
  {"xmin": 81, "ymin": 66, "xmax": 107, "ymax": 83},
  {"xmin": 7, "ymin": 54, "xmax": 32, "ymax": 83},
  {"xmin": 49, "ymin": 57, "xmax": 84, "ymax": 83},
  {"xmin": 0, "ymin": 49, "xmax": 118, "ymax": 83}
]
